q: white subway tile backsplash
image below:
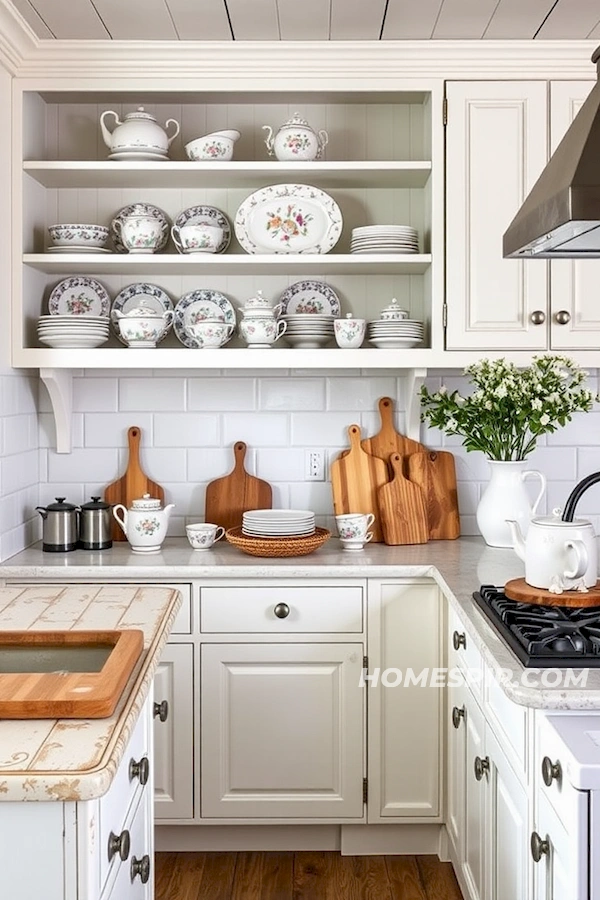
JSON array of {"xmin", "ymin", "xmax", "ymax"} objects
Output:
[
  {"xmin": 527, "ymin": 446, "xmax": 578, "ymax": 481},
  {"xmin": 223, "ymin": 412, "xmax": 288, "ymax": 446},
  {"xmin": 187, "ymin": 448, "xmax": 234, "ymax": 483},
  {"xmin": 84, "ymin": 413, "xmax": 154, "ymax": 447},
  {"xmin": 188, "ymin": 377, "xmax": 256, "ymax": 411},
  {"xmin": 259, "ymin": 378, "xmax": 325, "ymax": 411},
  {"xmin": 136, "ymin": 448, "xmax": 188, "ymax": 483},
  {"xmin": 546, "ymin": 410, "xmax": 600, "ymax": 446},
  {"xmin": 289, "ymin": 481, "xmax": 333, "ymax": 515},
  {"xmin": 3, "ymin": 375, "xmax": 39, "ymax": 416},
  {"xmin": 326, "ymin": 377, "xmax": 398, "ymax": 411},
  {"xmin": 39, "ymin": 413, "xmax": 84, "ymax": 449},
  {"xmin": 256, "ymin": 448, "xmax": 306, "ymax": 482},
  {"xmin": 154, "ymin": 413, "xmax": 220, "ymax": 447},
  {"xmin": 48, "ymin": 449, "xmax": 119, "ymax": 484},
  {"xmin": 456, "ymin": 481, "xmax": 479, "ymax": 517},
  {"xmin": 73, "ymin": 377, "xmax": 119, "ymax": 412},
  {"xmin": 2, "ymin": 415, "xmax": 36, "ymax": 456},
  {"xmin": 291, "ymin": 412, "xmax": 356, "ymax": 446},
  {"xmin": 119, "ymin": 377, "xmax": 186, "ymax": 412},
  {"xmin": 2, "ymin": 449, "xmax": 38, "ymax": 494}
]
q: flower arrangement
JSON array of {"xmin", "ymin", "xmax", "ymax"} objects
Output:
[{"xmin": 419, "ymin": 355, "xmax": 597, "ymax": 461}]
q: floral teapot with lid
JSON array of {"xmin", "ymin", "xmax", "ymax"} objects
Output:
[
  {"xmin": 240, "ymin": 290, "xmax": 282, "ymax": 319},
  {"xmin": 100, "ymin": 107, "xmax": 180, "ymax": 155},
  {"xmin": 262, "ymin": 112, "xmax": 328, "ymax": 161},
  {"xmin": 112, "ymin": 493, "xmax": 175, "ymax": 554}
]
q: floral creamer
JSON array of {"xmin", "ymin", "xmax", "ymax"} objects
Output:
[
  {"xmin": 262, "ymin": 113, "xmax": 328, "ymax": 161},
  {"xmin": 112, "ymin": 494, "xmax": 175, "ymax": 553}
]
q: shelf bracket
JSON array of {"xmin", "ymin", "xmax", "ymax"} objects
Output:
[
  {"xmin": 404, "ymin": 367, "xmax": 427, "ymax": 443},
  {"xmin": 40, "ymin": 368, "xmax": 73, "ymax": 454}
]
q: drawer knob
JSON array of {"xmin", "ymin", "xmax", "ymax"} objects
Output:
[
  {"xmin": 153, "ymin": 700, "xmax": 169, "ymax": 722},
  {"xmin": 453, "ymin": 631, "xmax": 466, "ymax": 651},
  {"xmin": 554, "ymin": 309, "xmax": 571, "ymax": 325},
  {"xmin": 129, "ymin": 755, "xmax": 150, "ymax": 786},
  {"xmin": 474, "ymin": 755, "xmax": 490, "ymax": 781},
  {"xmin": 452, "ymin": 705, "xmax": 465, "ymax": 729},
  {"xmin": 542, "ymin": 756, "xmax": 562, "ymax": 786},
  {"xmin": 530, "ymin": 310, "xmax": 546, "ymax": 325},
  {"xmin": 107, "ymin": 828, "xmax": 130, "ymax": 863},
  {"xmin": 530, "ymin": 831, "xmax": 550, "ymax": 863},
  {"xmin": 130, "ymin": 854, "xmax": 151, "ymax": 884},
  {"xmin": 274, "ymin": 603, "xmax": 290, "ymax": 619}
]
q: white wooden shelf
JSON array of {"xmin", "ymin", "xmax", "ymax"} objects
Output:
[
  {"xmin": 23, "ymin": 160, "xmax": 432, "ymax": 190},
  {"xmin": 24, "ymin": 253, "xmax": 432, "ymax": 275}
]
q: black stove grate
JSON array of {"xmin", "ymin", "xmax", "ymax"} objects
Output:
[{"xmin": 473, "ymin": 585, "xmax": 600, "ymax": 667}]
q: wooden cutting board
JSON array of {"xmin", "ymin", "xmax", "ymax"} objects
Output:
[
  {"xmin": 505, "ymin": 578, "xmax": 600, "ymax": 607},
  {"xmin": 330, "ymin": 424, "xmax": 389, "ymax": 542},
  {"xmin": 363, "ymin": 396, "xmax": 426, "ymax": 465},
  {"xmin": 406, "ymin": 450, "xmax": 461, "ymax": 540},
  {"xmin": 205, "ymin": 441, "xmax": 272, "ymax": 532},
  {"xmin": 104, "ymin": 426, "xmax": 165, "ymax": 542},
  {"xmin": 377, "ymin": 453, "xmax": 429, "ymax": 545}
]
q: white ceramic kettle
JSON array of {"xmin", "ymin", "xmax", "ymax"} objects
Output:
[{"xmin": 113, "ymin": 494, "xmax": 175, "ymax": 554}]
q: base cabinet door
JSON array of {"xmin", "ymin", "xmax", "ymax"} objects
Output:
[
  {"xmin": 533, "ymin": 787, "xmax": 588, "ymax": 900},
  {"xmin": 462, "ymin": 690, "xmax": 486, "ymax": 900},
  {"xmin": 201, "ymin": 642, "xmax": 364, "ymax": 819},
  {"xmin": 153, "ymin": 643, "xmax": 194, "ymax": 820},
  {"xmin": 447, "ymin": 678, "xmax": 468, "ymax": 858}
]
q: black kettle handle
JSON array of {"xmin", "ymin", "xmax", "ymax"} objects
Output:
[{"xmin": 562, "ymin": 472, "xmax": 600, "ymax": 521}]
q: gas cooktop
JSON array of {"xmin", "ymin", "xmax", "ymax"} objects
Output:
[{"xmin": 474, "ymin": 585, "xmax": 600, "ymax": 667}]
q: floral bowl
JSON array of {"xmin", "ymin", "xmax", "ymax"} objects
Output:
[
  {"xmin": 184, "ymin": 130, "xmax": 241, "ymax": 161},
  {"xmin": 116, "ymin": 311, "xmax": 174, "ymax": 348},
  {"xmin": 48, "ymin": 224, "xmax": 110, "ymax": 249}
]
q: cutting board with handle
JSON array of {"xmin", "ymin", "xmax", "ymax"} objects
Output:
[
  {"xmin": 405, "ymin": 450, "xmax": 461, "ymax": 540},
  {"xmin": 377, "ymin": 453, "xmax": 429, "ymax": 545},
  {"xmin": 205, "ymin": 441, "xmax": 272, "ymax": 532},
  {"xmin": 104, "ymin": 426, "xmax": 164, "ymax": 542},
  {"xmin": 330, "ymin": 424, "xmax": 389, "ymax": 542},
  {"xmin": 362, "ymin": 396, "xmax": 426, "ymax": 465}
]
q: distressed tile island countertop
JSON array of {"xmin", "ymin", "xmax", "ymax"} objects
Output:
[{"xmin": 0, "ymin": 584, "xmax": 181, "ymax": 801}]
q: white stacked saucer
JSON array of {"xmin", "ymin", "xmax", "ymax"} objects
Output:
[
  {"xmin": 351, "ymin": 225, "xmax": 419, "ymax": 254},
  {"xmin": 37, "ymin": 315, "xmax": 110, "ymax": 349},
  {"xmin": 282, "ymin": 314, "xmax": 336, "ymax": 349},
  {"xmin": 242, "ymin": 509, "xmax": 316, "ymax": 537},
  {"xmin": 367, "ymin": 317, "xmax": 424, "ymax": 349}
]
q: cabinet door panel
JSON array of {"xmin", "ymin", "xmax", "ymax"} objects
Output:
[
  {"xmin": 462, "ymin": 694, "xmax": 485, "ymax": 900},
  {"xmin": 534, "ymin": 790, "xmax": 587, "ymax": 900},
  {"xmin": 446, "ymin": 81, "xmax": 548, "ymax": 350},
  {"xmin": 486, "ymin": 728, "xmax": 529, "ymax": 900},
  {"xmin": 154, "ymin": 644, "xmax": 194, "ymax": 820},
  {"xmin": 201, "ymin": 643, "xmax": 364, "ymax": 818},
  {"xmin": 447, "ymin": 677, "xmax": 468, "ymax": 857}
]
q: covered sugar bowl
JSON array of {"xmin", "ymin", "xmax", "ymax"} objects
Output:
[{"xmin": 262, "ymin": 112, "xmax": 328, "ymax": 161}]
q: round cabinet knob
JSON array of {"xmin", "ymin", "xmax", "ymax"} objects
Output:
[
  {"xmin": 530, "ymin": 310, "xmax": 546, "ymax": 325},
  {"xmin": 453, "ymin": 631, "xmax": 466, "ymax": 651},
  {"xmin": 554, "ymin": 309, "xmax": 571, "ymax": 325},
  {"xmin": 274, "ymin": 603, "xmax": 290, "ymax": 619},
  {"xmin": 474, "ymin": 755, "xmax": 490, "ymax": 781},
  {"xmin": 130, "ymin": 854, "xmax": 151, "ymax": 884},
  {"xmin": 129, "ymin": 755, "xmax": 150, "ymax": 786},
  {"xmin": 153, "ymin": 700, "xmax": 169, "ymax": 722},
  {"xmin": 542, "ymin": 756, "xmax": 562, "ymax": 787},
  {"xmin": 107, "ymin": 829, "xmax": 130, "ymax": 863},
  {"xmin": 452, "ymin": 705, "xmax": 465, "ymax": 729},
  {"xmin": 530, "ymin": 831, "xmax": 550, "ymax": 863}
]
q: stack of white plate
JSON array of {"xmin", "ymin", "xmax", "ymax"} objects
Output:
[
  {"xmin": 282, "ymin": 314, "xmax": 336, "ymax": 349},
  {"xmin": 368, "ymin": 318, "xmax": 424, "ymax": 349},
  {"xmin": 351, "ymin": 225, "xmax": 419, "ymax": 254},
  {"xmin": 242, "ymin": 509, "xmax": 316, "ymax": 537},
  {"xmin": 37, "ymin": 315, "xmax": 110, "ymax": 349}
]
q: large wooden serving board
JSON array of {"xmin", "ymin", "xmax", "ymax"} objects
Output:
[
  {"xmin": 505, "ymin": 578, "xmax": 600, "ymax": 607},
  {"xmin": 205, "ymin": 441, "xmax": 272, "ymax": 532},
  {"xmin": 406, "ymin": 450, "xmax": 460, "ymax": 540},
  {"xmin": 331, "ymin": 424, "xmax": 389, "ymax": 542},
  {"xmin": 377, "ymin": 453, "xmax": 429, "ymax": 545},
  {"xmin": 104, "ymin": 426, "xmax": 165, "ymax": 542}
]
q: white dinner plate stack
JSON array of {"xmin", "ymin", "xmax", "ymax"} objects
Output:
[
  {"xmin": 242, "ymin": 509, "xmax": 316, "ymax": 537},
  {"xmin": 367, "ymin": 317, "xmax": 424, "ymax": 349},
  {"xmin": 351, "ymin": 225, "xmax": 419, "ymax": 254},
  {"xmin": 281, "ymin": 314, "xmax": 336, "ymax": 349},
  {"xmin": 37, "ymin": 315, "xmax": 110, "ymax": 349}
]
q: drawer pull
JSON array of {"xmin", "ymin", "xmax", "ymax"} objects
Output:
[
  {"xmin": 129, "ymin": 755, "xmax": 150, "ymax": 786},
  {"xmin": 274, "ymin": 603, "xmax": 290, "ymax": 619},
  {"xmin": 554, "ymin": 310, "xmax": 571, "ymax": 325},
  {"xmin": 474, "ymin": 755, "xmax": 489, "ymax": 781},
  {"xmin": 452, "ymin": 706, "xmax": 465, "ymax": 729},
  {"xmin": 530, "ymin": 831, "xmax": 550, "ymax": 862},
  {"xmin": 153, "ymin": 700, "xmax": 169, "ymax": 722},
  {"xmin": 131, "ymin": 854, "xmax": 151, "ymax": 884},
  {"xmin": 453, "ymin": 631, "xmax": 466, "ymax": 651},
  {"xmin": 542, "ymin": 756, "xmax": 562, "ymax": 786},
  {"xmin": 530, "ymin": 310, "xmax": 546, "ymax": 325},
  {"xmin": 107, "ymin": 829, "xmax": 130, "ymax": 863}
]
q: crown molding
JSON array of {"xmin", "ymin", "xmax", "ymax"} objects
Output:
[{"xmin": 0, "ymin": 0, "xmax": 38, "ymax": 73}]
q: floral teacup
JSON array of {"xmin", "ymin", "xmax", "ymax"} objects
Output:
[
  {"xmin": 187, "ymin": 319, "xmax": 234, "ymax": 348},
  {"xmin": 186, "ymin": 523, "xmax": 225, "ymax": 550},
  {"xmin": 335, "ymin": 513, "xmax": 375, "ymax": 541},
  {"xmin": 239, "ymin": 317, "xmax": 287, "ymax": 348},
  {"xmin": 334, "ymin": 314, "xmax": 366, "ymax": 349},
  {"xmin": 171, "ymin": 223, "xmax": 223, "ymax": 254}
]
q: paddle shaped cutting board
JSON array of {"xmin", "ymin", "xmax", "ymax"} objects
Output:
[
  {"xmin": 406, "ymin": 450, "xmax": 461, "ymax": 540},
  {"xmin": 205, "ymin": 441, "xmax": 272, "ymax": 532},
  {"xmin": 104, "ymin": 426, "xmax": 165, "ymax": 542},
  {"xmin": 377, "ymin": 453, "xmax": 429, "ymax": 545},
  {"xmin": 363, "ymin": 396, "xmax": 425, "ymax": 464},
  {"xmin": 330, "ymin": 425, "xmax": 389, "ymax": 542}
]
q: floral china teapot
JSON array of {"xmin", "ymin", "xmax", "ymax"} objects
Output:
[
  {"xmin": 100, "ymin": 107, "xmax": 180, "ymax": 154},
  {"xmin": 262, "ymin": 112, "xmax": 328, "ymax": 161},
  {"xmin": 112, "ymin": 493, "xmax": 175, "ymax": 554},
  {"xmin": 240, "ymin": 290, "xmax": 282, "ymax": 319}
]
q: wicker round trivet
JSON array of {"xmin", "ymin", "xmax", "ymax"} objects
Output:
[{"xmin": 225, "ymin": 526, "xmax": 330, "ymax": 558}]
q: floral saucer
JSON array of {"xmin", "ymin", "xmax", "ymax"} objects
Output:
[
  {"xmin": 111, "ymin": 203, "xmax": 171, "ymax": 253},
  {"xmin": 48, "ymin": 277, "xmax": 111, "ymax": 316},
  {"xmin": 173, "ymin": 206, "xmax": 231, "ymax": 254},
  {"xmin": 279, "ymin": 280, "xmax": 341, "ymax": 316},
  {"xmin": 173, "ymin": 290, "xmax": 236, "ymax": 348},
  {"xmin": 111, "ymin": 283, "xmax": 174, "ymax": 344}
]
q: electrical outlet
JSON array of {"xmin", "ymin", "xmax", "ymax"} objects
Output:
[{"xmin": 305, "ymin": 449, "xmax": 325, "ymax": 481}]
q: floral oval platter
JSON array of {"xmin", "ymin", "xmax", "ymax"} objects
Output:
[
  {"xmin": 173, "ymin": 205, "xmax": 231, "ymax": 254},
  {"xmin": 111, "ymin": 283, "xmax": 174, "ymax": 344},
  {"xmin": 48, "ymin": 276, "xmax": 111, "ymax": 316},
  {"xmin": 234, "ymin": 183, "xmax": 343, "ymax": 255},
  {"xmin": 110, "ymin": 203, "xmax": 170, "ymax": 253},
  {"xmin": 279, "ymin": 280, "xmax": 341, "ymax": 316},
  {"xmin": 173, "ymin": 289, "xmax": 236, "ymax": 348}
]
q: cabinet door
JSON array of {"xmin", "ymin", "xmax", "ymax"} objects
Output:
[
  {"xmin": 153, "ymin": 643, "xmax": 194, "ymax": 820},
  {"xmin": 201, "ymin": 643, "xmax": 364, "ymax": 819},
  {"xmin": 549, "ymin": 80, "xmax": 600, "ymax": 350},
  {"xmin": 367, "ymin": 580, "xmax": 441, "ymax": 820},
  {"xmin": 446, "ymin": 81, "xmax": 548, "ymax": 350},
  {"xmin": 462, "ymin": 693, "xmax": 486, "ymax": 900},
  {"xmin": 447, "ymin": 676, "xmax": 468, "ymax": 858},
  {"xmin": 533, "ymin": 790, "xmax": 587, "ymax": 900}
]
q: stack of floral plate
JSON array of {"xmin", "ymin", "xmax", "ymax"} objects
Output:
[
  {"xmin": 368, "ymin": 316, "xmax": 424, "ymax": 349},
  {"xmin": 351, "ymin": 225, "xmax": 419, "ymax": 254},
  {"xmin": 242, "ymin": 509, "xmax": 316, "ymax": 537},
  {"xmin": 281, "ymin": 315, "xmax": 336, "ymax": 349},
  {"xmin": 37, "ymin": 315, "xmax": 110, "ymax": 349}
]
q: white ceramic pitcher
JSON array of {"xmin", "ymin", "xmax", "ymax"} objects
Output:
[{"xmin": 476, "ymin": 460, "xmax": 546, "ymax": 548}]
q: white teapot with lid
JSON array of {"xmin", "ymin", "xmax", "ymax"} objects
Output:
[
  {"xmin": 240, "ymin": 290, "xmax": 282, "ymax": 319},
  {"xmin": 506, "ymin": 510, "xmax": 597, "ymax": 592},
  {"xmin": 113, "ymin": 493, "xmax": 175, "ymax": 553},
  {"xmin": 100, "ymin": 107, "xmax": 180, "ymax": 154},
  {"xmin": 262, "ymin": 112, "xmax": 328, "ymax": 161}
]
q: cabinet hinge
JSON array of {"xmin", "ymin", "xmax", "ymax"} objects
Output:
[
  {"xmin": 363, "ymin": 777, "xmax": 368, "ymax": 804},
  {"xmin": 443, "ymin": 97, "xmax": 448, "ymax": 126},
  {"xmin": 363, "ymin": 655, "xmax": 368, "ymax": 668},
  {"xmin": 442, "ymin": 304, "xmax": 448, "ymax": 328}
]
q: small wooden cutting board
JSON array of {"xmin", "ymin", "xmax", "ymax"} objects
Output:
[
  {"xmin": 406, "ymin": 450, "xmax": 460, "ymax": 540},
  {"xmin": 205, "ymin": 441, "xmax": 272, "ymax": 532},
  {"xmin": 377, "ymin": 453, "xmax": 429, "ymax": 545},
  {"xmin": 505, "ymin": 578, "xmax": 600, "ymax": 607},
  {"xmin": 330, "ymin": 425, "xmax": 389, "ymax": 542},
  {"xmin": 363, "ymin": 396, "xmax": 425, "ymax": 464},
  {"xmin": 104, "ymin": 426, "xmax": 165, "ymax": 542}
]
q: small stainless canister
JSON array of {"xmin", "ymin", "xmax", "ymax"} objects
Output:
[
  {"xmin": 36, "ymin": 497, "xmax": 79, "ymax": 552},
  {"xmin": 79, "ymin": 496, "xmax": 113, "ymax": 550}
]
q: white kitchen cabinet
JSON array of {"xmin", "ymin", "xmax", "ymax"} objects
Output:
[
  {"xmin": 461, "ymin": 683, "xmax": 486, "ymax": 900},
  {"xmin": 447, "ymin": 677, "xmax": 467, "ymax": 864},
  {"xmin": 153, "ymin": 642, "xmax": 194, "ymax": 821},
  {"xmin": 532, "ymin": 790, "xmax": 584, "ymax": 900}
]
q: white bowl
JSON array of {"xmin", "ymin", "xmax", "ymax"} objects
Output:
[
  {"xmin": 184, "ymin": 130, "xmax": 240, "ymax": 161},
  {"xmin": 118, "ymin": 315, "xmax": 172, "ymax": 348},
  {"xmin": 48, "ymin": 224, "xmax": 110, "ymax": 249}
]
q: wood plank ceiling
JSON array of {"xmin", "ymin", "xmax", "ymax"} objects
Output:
[{"xmin": 8, "ymin": 0, "xmax": 600, "ymax": 41}]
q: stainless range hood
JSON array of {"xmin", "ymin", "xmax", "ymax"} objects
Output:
[{"xmin": 503, "ymin": 46, "xmax": 600, "ymax": 259}]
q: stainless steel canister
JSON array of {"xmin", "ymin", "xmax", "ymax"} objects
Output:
[
  {"xmin": 79, "ymin": 496, "xmax": 113, "ymax": 550},
  {"xmin": 35, "ymin": 497, "xmax": 79, "ymax": 552}
]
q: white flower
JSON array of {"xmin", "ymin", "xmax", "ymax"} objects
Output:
[
  {"xmin": 531, "ymin": 398, "xmax": 543, "ymax": 410},
  {"xmin": 495, "ymin": 384, "xmax": 508, "ymax": 398},
  {"xmin": 540, "ymin": 413, "xmax": 550, "ymax": 425},
  {"xmin": 447, "ymin": 417, "xmax": 458, "ymax": 431},
  {"xmin": 438, "ymin": 385, "xmax": 448, "ymax": 395}
]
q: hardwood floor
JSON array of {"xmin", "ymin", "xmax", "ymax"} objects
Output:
[{"xmin": 155, "ymin": 852, "xmax": 464, "ymax": 899}]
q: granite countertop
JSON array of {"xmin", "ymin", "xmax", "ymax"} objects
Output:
[
  {"xmin": 0, "ymin": 584, "xmax": 181, "ymax": 802},
  {"xmin": 2, "ymin": 536, "xmax": 600, "ymax": 711}
]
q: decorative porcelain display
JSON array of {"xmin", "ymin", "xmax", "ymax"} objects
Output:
[
  {"xmin": 506, "ymin": 510, "xmax": 598, "ymax": 592},
  {"xmin": 37, "ymin": 315, "xmax": 110, "ymax": 349},
  {"xmin": 186, "ymin": 523, "xmax": 226, "ymax": 550},
  {"xmin": 234, "ymin": 183, "xmax": 343, "ymax": 255},
  {"xmin": 112, "ymin": 493, "xmax": 175, "ymax": 553},
  {"xmin": 112, "ymin": 214, "xmax": 163, "ymax": 254},
  {"xmin": 100, "ymin": 107, "xmax": 180, "ymax": 157},
  {"xmin": 171, "ymin": 223, "xmax": 224, "ymax": 254},
  {"xmin": 367, "ymin": 300, "xmax": 424, "ymax": 349},
  {"xmin": 280, "ymin": 313, "xmax": 336, "ymax": 349},
  {"xmin": 380, "ymin": 298, "xmax": 409, "ymax": 321},
  {"xmin": 112, "ymin": 306, "xmax": 174, "ymax": 348},
  {"xmin": 110, "ymin": 283, "xmax": 174, "ymax": 344},
  {"xmin": 111, "ymin": 203, "xmax": 170, "ymax": 254},
  {"xmin": 240, "ymin": 290, "xmax": 282, "ymax": 319},
  {"xmin": 173, "ymin": 290, "xmax": 236, "ymax": 348},
  {"xmin": 173, "ymin": 206, "xmax": 231, "ymax": 254},
  {"xmin": 262, "ymin": 113, "xmax": 328, "ymax": 161},
  {"xmin": 48, "ymin": 277, "xmax": 110, "ymax": 317},
  {"xmin": 184, "ymin": 130, "xmax": 240, "ymax": 161},
  {"xmin": 350, "ymin": 225, "xmax": 419, "ymax": 255},
  {"xmin": 239, "ymin": 317, "xmax": 287, "ymax": 349},
  {"xmin": 334, "ymin": 313, "xmax": 366, "ymax": 349},
  {"xmin": 278, "ymin": 280, "xmax": 341, "ymax": 316},
  {"xmin": 476, "ymin": 459, "xmax": 546, "ymax": 548},
  {"xmin": 47, "ymin": 224, "xmax": 109, "ymax": 250},
  {"xmin": 186, "ymin": 319, "xmax": 234, "ymax": 349}
]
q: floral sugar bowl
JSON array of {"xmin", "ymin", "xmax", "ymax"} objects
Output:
[
  {"xmin": 334, "ymin": 313, "xmax": 366, "ymax": 349},
  {"xmin": 112, "ymin": 493, "xmax": 175, "ymax": 553},
  {"xmin": 262, "ymin": 113, "xmax": 328, "ymax": 161},
  {"xmin": 240, "ymin": 289, "xmax": 282, "ymax": 319}
]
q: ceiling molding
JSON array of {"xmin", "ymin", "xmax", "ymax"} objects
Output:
[{"xmin": 0, "ymin": 0, "xmax": 39, "ymax": 72}]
